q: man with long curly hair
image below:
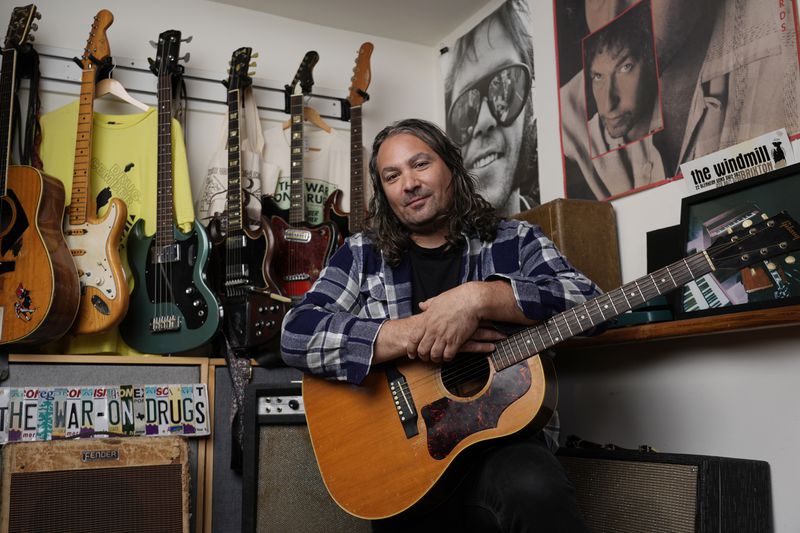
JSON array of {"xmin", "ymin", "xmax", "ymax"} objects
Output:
[{"xmin": 281, "ymin": 119, "xmax": 600, "ymax": 531}]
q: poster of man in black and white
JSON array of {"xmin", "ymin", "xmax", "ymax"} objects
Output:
[{"xmin": 556, "ymin": 0, "xmax": 800, "ymax": 201}]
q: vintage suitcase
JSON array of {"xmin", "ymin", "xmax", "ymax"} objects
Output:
[{"xmin": 514, "ymin": 198, "xmax": 621, "ymax": 291}]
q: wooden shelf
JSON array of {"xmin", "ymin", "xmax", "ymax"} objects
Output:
[{"xmin": 557, "ymin": 303, "xmax": 800, "ymax": 351}]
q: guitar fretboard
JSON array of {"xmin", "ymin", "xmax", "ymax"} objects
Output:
[
  {"xmin": 288, "ymin": 92, "xmax": 305, "ymax": 225},
  {"xmin": 349, "ymin": 105, "xmax": 364, "ymax": 233},
  {"xmin": 155, "ymin": 66, "xmax": 175, "ymax": 249},
  {"xmin": 490, "ymin": 251, "xmax": 714, "ymax": 371},
  {"xmin": 0, "ymin": 49, "xmax": 17, "ymax": 195},
  {"xmin": 225, "ymin": 87, "xmax": 244, "ymax": 237},
  {"xmin": 69, "ymin": 61, "xmax": 101, "ymax": 225}
]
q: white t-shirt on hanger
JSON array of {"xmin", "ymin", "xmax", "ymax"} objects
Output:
[{"xmin": 262, "ymin": 124, "xmax": 349, "ymax": 226}]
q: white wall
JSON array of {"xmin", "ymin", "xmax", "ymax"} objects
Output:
[{"xmin": 22, "ymin": 0, "xmax": 439, "ymax": 205}]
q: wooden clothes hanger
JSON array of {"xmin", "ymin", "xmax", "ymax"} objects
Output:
[
  {"xmin": 95, "ymin": 77, "xmax": 150, "ymax": 112},
  {"xmin": 282, "ymin": 106, "xmax": 332, "ymax": 133}
]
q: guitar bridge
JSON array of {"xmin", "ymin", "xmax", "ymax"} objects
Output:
[
  {"xmin": 150, "ymin": 315, "xmax": 182, "ymax": 333},
  {"xmin": 386, "ymin": 365, "xmax": 418, "ymax": 439}
]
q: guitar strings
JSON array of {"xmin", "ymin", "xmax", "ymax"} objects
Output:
[{"xmin": 395, "ymin": 228, "xmax": 778, "ymax": 393}]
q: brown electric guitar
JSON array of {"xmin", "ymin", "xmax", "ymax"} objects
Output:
[
  {"xmin": 63, "ymin": 9, "xmax": 129, "ymax": 335},
  {"xmin": 207, "ymin": 46, "xmax": 288, "ymax": 349},
  {"xmin": 261, "ymin": 51, "xmax": 337, "ymax": 301},
  {"xmin": 324, "ymin": 42, "xmax": 373, "ymax": 242},
  {"xmin": 0, "ymin": 5, "xmax": 79, "ymax": 345},
  {"xmin": 303, "ymin": 212, "xmax": 800, "ymax": 519}
]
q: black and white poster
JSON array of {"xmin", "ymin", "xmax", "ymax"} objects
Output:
[
  {"xmin": 556, "ymin": 0, "xmax": 800, "ymax": 200},
  {"xmin": 442, "ymin": 0, "xmax": 539, "ymax": 216}
]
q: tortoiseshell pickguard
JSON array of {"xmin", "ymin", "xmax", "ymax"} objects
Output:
[{"xmin": 421, "ymin": 362, "xmax": 532, "ymax": 460}]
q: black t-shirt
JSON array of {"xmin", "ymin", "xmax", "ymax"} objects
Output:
[{"xmin": 408, "ymin": 240, "xmax": 463, "ymax": 314}]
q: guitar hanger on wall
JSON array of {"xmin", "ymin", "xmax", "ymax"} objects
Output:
[
  {"xmin": 281, "ymin": 105, "xmax": 332, "ymax": 133},
  {"xmin": 95, "ymin": 76, "xmax": 149, "ymax": 111}
]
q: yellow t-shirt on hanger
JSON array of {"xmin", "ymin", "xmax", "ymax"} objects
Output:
[{"xmin": 39, "ymin": 100, "xmax": 196, "ymax": 355}]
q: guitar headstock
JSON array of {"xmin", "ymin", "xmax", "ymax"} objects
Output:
[
  {"xmin": 225, "ymin": 46, "xmax": 256, "ymax": 91},
  {"xmin": 149, "ymin": 29, "xmax": 185, "ymax": 78},
  {"xmin": 288, "ymin": 51, "xmax": 319, "ymax": 97},
  {"xmin": 4, "ymin": 4, "xmax": 40, "ymax": 49},
  {"xmin": 347, "ymin": 42, "xmax": 373, "ymax": 107},
  {"xmin": 707, "ymin": 212, "xmax": 800, "ymax": 272},
  {"xmin": 78, "ymin": 9, "xmax": 113, "ymax": 71}
]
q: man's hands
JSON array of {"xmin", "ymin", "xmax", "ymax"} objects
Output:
[
  {"xmin": 373, "ymin": 281, "xmax": 516, "ymax": 365},
  {"xmin": 410, "ymin": 282, "xmax": 503, "ymax": 362}
]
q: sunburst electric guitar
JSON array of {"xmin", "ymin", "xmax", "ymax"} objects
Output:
[
  {"xmin": 0, "ymin": 5, "xmax": 79, "ymax": 345},
  {"xmin": 207, "ymin": 46, "xmax": 288, "ymax": 350},
  {"xmin": 325, "ymin": 42, "xmax": 373, "ymax": 243},
  {"xmin": 119, "ymin": 29, "xmax": 221, "ymax": 354},
  {"xmin": 261, "ymin": 51, "xmax": 338, "ymax": 302},
  {"xmin": 303, "ymin": 212, "xmax": 800, "ymax": 519},
  {"xmin": 63, "ymin": 9, "xmax": 129, "ymax": 335}
]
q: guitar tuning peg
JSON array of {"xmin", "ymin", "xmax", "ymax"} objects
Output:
[
  {"xmin": 251, "ymin": 52, "xmax": 259, "ymax": 59},
  {"xmin": 181, "ymin": 35, "xmax": 193, "ymax": 43},
  {"xmin": 35, "ymin": 11, "xmax": 42, "ymax": 20},
  {"xmin": 28, "ymin": 35, "xmax": 34, "ymax": 42},
  {"xmin": 31, "ymin": 23, "xmax": 38, "ymax": 32},
  {"xmin": 248, "ymin": 70, "xmax": 256, "ymax": 76},
  {"xmin": 180, "ymin": 53, "xmax": 191, "ymax": 63},
  {"xmin": 149, "ymin": 40, "xmax": 158, "ymax": 48},
  {"xmin": 249, "ymin": 61, "xmax": 257, "ymax": 68},
  {"xmin": 761, "ymin": 213, "xmax": 770, "ymax": 220}
]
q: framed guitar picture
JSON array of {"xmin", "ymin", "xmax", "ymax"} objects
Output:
[{"xmin": 677, "ymin": 164, "xmax": 800, "ymax": 319}]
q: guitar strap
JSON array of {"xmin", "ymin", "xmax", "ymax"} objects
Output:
[
  {"xmin": 14, "ymin": 43, "xmax": 42, "ymax": 168},
  {"xmin": 221, "ymin": 334, "xmax": 252, "ymax": 473}
]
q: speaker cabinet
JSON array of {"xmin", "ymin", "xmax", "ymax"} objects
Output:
[
  {"xmin": 208, "ymin": 363, "xmax": 303, "ymax": 533},
  {"xmin": 1, "ymin": 354, "xmax": 208, "ymax": 533},
  {"xmin": 1, "ymin": 436, "xmax": 189, "ymax": 533},
  {"xmin": 557, "ymin": 447, "xmax": 773, "ymax": 533},
  {"xmin": 241, "ymin": 382, "xmax": 371, "ymax": 533}
]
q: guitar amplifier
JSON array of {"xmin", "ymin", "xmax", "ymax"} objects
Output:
[
  {"xmin": 514, "ymin": 198, "xmax": 621, "ymax": 292},
  {"xmin": 0, "ymin": 436, "xmax": 189, "ymax": 533},
  {"xmin": 241, "ymin": 381, "xmax": 371, "ymax": 533},
  {"xmin": 556, "ymin": 447, "xmax": 773, "ymax": 533}
]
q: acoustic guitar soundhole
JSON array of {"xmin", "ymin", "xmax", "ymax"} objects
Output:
[{"xmin": 440, "ymin": 354, "xmax": 491, "ymax": 398}]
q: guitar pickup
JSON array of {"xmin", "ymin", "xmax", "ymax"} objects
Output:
[
  {"xmin": 284, "ymin": 228, "xmax": 312, "ymax": 243},
  {"xmin": 152, "ymin": 244, "xmax": 180, "ymax": 264},
  {"xmin": 150, "ymin": 315, "xmax": 182, "ymax": 333}
]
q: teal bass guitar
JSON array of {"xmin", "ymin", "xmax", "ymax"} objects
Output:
[{"xmin": 119, "ymin": 30, "xmax": 221, "ymax": 354}]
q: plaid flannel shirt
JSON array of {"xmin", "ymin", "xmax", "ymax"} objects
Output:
[{"xmin": 282, "ymin": 219, "xmax": 601, "ymax": 380}]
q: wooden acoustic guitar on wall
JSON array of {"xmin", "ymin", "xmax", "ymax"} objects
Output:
[
  {"xmin": 262, "ymin": 51, "xmax": 338, "ymax": 301},
  {"xmin": 303, "ymin": 212, "xmax": 800, "ymax": 520},
  {"xmin": 0, "ymin": 5, "xmax": 80, "ymax": 345},
  {"xmin": 119, "ymin": 29, "xmax": 221, "ymax": 354},
  {"xmin": 63, "ymin": 9, "xmax": 129, "ymax": 335},
  {"xmin": 207, "ymin": 46, "xmax": 288, "ymax": 350},
  {"xmin": 324, "ymin": 42, "xmax": 374, "ymax": 242}
]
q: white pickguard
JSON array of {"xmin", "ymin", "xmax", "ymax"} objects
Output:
[{"xmin": 64, "ymin": 202, "xmax": 123, "ymax": 300}]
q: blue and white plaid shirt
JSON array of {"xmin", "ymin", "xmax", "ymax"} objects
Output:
[{"xmin": 282, "ymin": 219, "xmax": 601, "ymax": 381}]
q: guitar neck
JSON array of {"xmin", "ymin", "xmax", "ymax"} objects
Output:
[
  {"xmin": 288, "ymin": 92, "xmax": 305, "ymax": 225},
  {"xmin": 156, "ymin": 68, "xmax": 175, "ymax": 247},
  {"xmin": 225, "ymin": 87, "xmax": 244, "ymax": 235},
  {"xmin": 69, "ymin": 66, "xmax": 98, "ymax": 225},
  {"xmin": 349, "ymin": 105, "xmax": 364, "ymax": 233},
  {"xmin": 491, "ymin": 251, "xmax": 715, "ymax": 371},
  {"xmin": 0, "ymin": 48, "xmax": 16, "ymax": 195}
]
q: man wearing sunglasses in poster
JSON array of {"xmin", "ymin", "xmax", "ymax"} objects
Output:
[{"xmin": 444, "ymin": 0, "xmax": 538, "ymax": 217}]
